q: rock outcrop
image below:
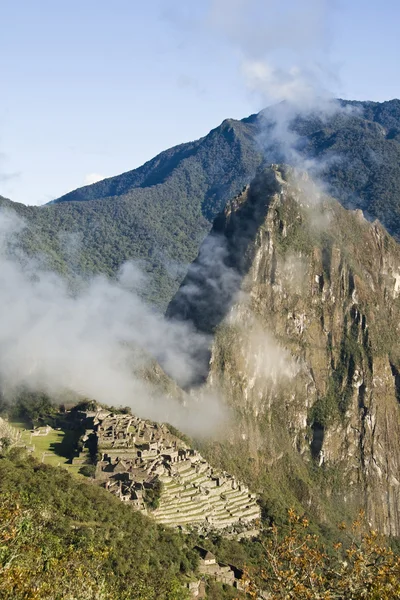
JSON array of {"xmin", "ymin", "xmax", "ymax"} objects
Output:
[{"xmin": 169, "ymin": 165, "xmax": 400, "ymax": 537}]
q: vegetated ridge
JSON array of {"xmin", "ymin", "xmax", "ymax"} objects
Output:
[{"xmin": 1, "ymin": 99, "xmax": 400, "ymax": 308}]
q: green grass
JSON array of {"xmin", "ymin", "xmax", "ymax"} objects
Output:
[{"xmin": 10, "ymin": 421, "xmax": 84, "ymax": 475}]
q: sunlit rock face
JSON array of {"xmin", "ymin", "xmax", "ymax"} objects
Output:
[{"xmin": 169, "ymin": 165, "xmax": 400, "ymax": 536}]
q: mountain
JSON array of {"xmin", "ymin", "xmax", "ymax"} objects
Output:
[
  {"xmin": 1, "ymin": 99, "xmax": 400, "ymax": 308},
  {"xmin": 168, "ymin": 165, "xmax": 400, "ymax": 537},
  {"xmin": 2, "ymin": 157, "xmax": 400, "ymax": 596}
]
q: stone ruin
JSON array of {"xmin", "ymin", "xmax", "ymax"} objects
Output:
[
  {"xmin": 185, "ymin": 547, "xmax": 249, "ymax": 596},
  {"xmin": 74, "ymin": 408, "xmax": 261, "ymax": 533}
]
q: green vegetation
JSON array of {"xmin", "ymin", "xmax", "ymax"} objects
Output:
[
  {"xmin": 2, "ymin": 461, "xmax": 398, "ymax": 600},
  {"xmin": 2, "ymin": 99, "xmax": 400, "ymax": 594},
  {"xmin": 0, "ymin": 448, "xmax": 194, "ymax": 599},
  {"xmin": 145, "ymin": 479, "xmax": 163, "ymax": 510},
  {"xmin": 246, "ymin": 509, "xmax": 400, "ymax": 599},
  {"xmin": 79, "ymin": 463, "xmax": 97, "ymax": 478},
  {"xmin": 10, "ymin": 391, "xmax": 58, "ymax": 428},
  {"xmin": 0, "ymin": 388, "xmax": 399, "ymax": 598},
  {"xmin": 2, "ymin": 100, "xmax": 400, "ymax": 309},
  {"xmin": 8, "ymin": 422, "xmax": 83, "ymax": 475}
]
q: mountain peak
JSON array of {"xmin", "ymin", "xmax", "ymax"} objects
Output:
[{"xmin": 167, "ymin": 163, "xmax": 400, "ymax": 535}]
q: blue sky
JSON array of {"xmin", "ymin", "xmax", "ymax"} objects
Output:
[{"xmin": 0, "ymin": 0, "xmax": 399, "ymax": 205}]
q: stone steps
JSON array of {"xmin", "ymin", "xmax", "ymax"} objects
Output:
[
  {"xmin": 231, "ymin": 507, "xmax": 260, "ymax": 521},
  {"xmin": 171, "ymin": 462, "xmax": 193, "ymax": 475},
  {"xmin": 202, "ymin": 486, "xmax": 223, "ymax": 498},
  {"xmin": 158, "ymin": 500, "xmax": 208, "ymax": 513},
  {"xmin": 156, "ymin": 511, "xmax": 207, "ymax": 525},
  {"xmin": 143, "ymin": 464, "xmax": 260, "ymax": 530},
  {"xmin": 226, "ymin": 496, "xmax": 253, "ymax": 510},
  {"xmin": 228, "ymin": 502, "xmax": 258, "ymax": 516},
  {"xmin": 154, "ymin": 497, "xmax": 260, "ymax": 528},
  {"xmin": 159, "ymin": 494, "xmax": 208, "ymax": 508},
  {"xmin": 156, "ymin": 499, "xmax": 210, "ymax": 517},
  {"xmin": 180, "ymin": 472, "xmax": 209, "ymax": 486},
  {"xmin": 162, "ymin": 482, "xmax": 182, "ymax": 492},
  {"xmin": 222, "ymin": 488, "xmax": 243, "ymax": 498},
  {"xmin": 208, "ymin": 500, "xmax": 226, "ymax": 512},
  {"xmin": 195, "ymin": 462, "xmax": 210, "ymax": 474},
  {"xmin": 179, "ymin": 487, "xmax": 199, "ymax": 498},
  {"xmin": 240, "ymin": 506, "xmax": 261, "ymax": 517},
  {"xmin": 156, "ymin": 508, "xmax": 208, "ymax": 522}
]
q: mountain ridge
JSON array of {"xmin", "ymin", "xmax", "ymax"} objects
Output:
[
  {"xmin": 1, "ymin": 98, "xmax": 400, "ymax": 311},
  {"xmin": 51, "ymin": 98, "xmax": 400, "ymax": 207}
]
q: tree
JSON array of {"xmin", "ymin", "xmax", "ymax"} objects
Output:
[
  {"xmin": 246, "ymin": 509, "xmax": 400, "ymax": 599},
  {"xmin": 0, "ymin": 437, "xmax": 11, "ymax": 451}
]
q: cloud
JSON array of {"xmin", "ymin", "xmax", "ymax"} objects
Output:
[
  {"xmin": 208, "ymin": 0, "xmax": 332, "ymax": 55},
  {"xmin": 0, "ymin": 208, "xmax": 225, "ymax": 436},
  {"xmin": 0, "ymin": 152, "xmax": 21, "ymax": 190},
  {"xmin": 226, "ymin": 308, "xmax": 299, "ymax": 383},
  {"xmin": 207, "ymin": 0, "xmax": 336, "ymax": 107},
  {"xmin": 0, "ymin": 171, "xmax": 21, "ymax": 184},
  {"xmin": 83, "ymin": 173, "xmax": 106, "ymax": 186},
  {"xmin": 202, "ymin": 0, "xmax": 355, "ymax": 185},
  {"xmin": 176, "ymin": 74, "xmax": 206, "ymax": 97},
  {"xmin": 242, "ymin": 60, "xmax": 330, "ymax": 107}
]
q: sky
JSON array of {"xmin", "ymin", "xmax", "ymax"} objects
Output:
[{"xmin": 0, "ymin": 0, "xmax": 399, "ymax": 206}]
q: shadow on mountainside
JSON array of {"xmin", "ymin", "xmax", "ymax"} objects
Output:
[{"xmin": 165, "ymin": 166, "xmax": 283, "ymax": 386}]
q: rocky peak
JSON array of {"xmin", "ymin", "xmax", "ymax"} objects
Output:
[{"xmin": 169, "ymin": 165, "xmax": 400, "ymax": 536}]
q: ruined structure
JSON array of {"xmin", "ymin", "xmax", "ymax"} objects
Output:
[
  {"xmin": 74, "ymin": 408, "xmax": 261, "ymax": 532},
  {"xmin": 194, "ymin": 547, "xmax": 248, "ymax": 591}
]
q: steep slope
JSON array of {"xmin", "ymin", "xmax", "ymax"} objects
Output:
[
  {"xmin": 53, "ymin": 98, "xmax": 400, "ymax": 238},
  {"xmin": 1, "ymin": 100, "xmax": 400, "ymax": 308},
  {"xmin": 168, "ymin": 165, "xmax": 400, "ymax": 537},
  {"xmin": 53, "ymin": 99, "xmax": 400, "ymax": 235},
  {"xmin": 70, "ymin": 407, "xmax": 261, "ymax": 531},
  {"xmin": 0, "ymin": 118, "xmax": 261, "ymax": 307},
  {"xmin": 0, "ymin": 448, "xmax": 198, "ymax": 599}
]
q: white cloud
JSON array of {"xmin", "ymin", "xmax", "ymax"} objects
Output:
[
  {"xmin": 242, "ymin": 60, "xmax": 325, "ymax": 106},
  {"xmin": 83, "ymin": 173, "xmax": 106, "ymax": 186},
  {"xmin": 0, "ymin": 208, "xmax": 226, "ymax": 436},
  {"xmin": 207, "ymin": 0, "xmax": 337, "ymax": 111}
]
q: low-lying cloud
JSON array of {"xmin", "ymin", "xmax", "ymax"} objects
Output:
[
  {"xmin": 83, "ymin": 173, "xmax": 106, "ymax": 186},
  {"xmin": 205, "ymin": 0, "xmax": 360, "ymax": 184},
  {"xmin": 0, "ymin": 209, "xmax": 227, "ymax": 435}
]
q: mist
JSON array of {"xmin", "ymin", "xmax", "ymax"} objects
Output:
[
  {"xmin": 0, "ymin": 209, "xmax": 228, "ymax": 436},
  {"xmin": 0, "ymin": 2, "xmax": 363, "ymax": 437},
  {"xmin": 206, "ymin": 0, "xmax": 361, "ymax": 185}
]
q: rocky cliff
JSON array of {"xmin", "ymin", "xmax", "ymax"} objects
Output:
[{"xmin": 168, "ymin": 165, "xmax": 400, "ymax": 537}]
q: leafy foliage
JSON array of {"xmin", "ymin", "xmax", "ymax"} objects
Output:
[
  {"xmin": 246, "ymin": 509, "xmax": 400, "ymax": 599},
  {"xmin": 0, "ymin": 448, "xmax": 194, "ymax": 599},
  {"xmin": 11, "ymin": 391, "xmax": 58, "ymax": 428},
  {"xmin": 144, "ymin": 479, "xmax": 163, "ymax": 510}
]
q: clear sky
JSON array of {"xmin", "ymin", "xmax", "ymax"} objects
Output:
[{"xmin": 0, "ymin": 0, "xmax": 399, "ymax": 205}]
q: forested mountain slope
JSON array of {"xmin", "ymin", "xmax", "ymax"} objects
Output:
[{"xmin": 1, "ymin": 99, "xmax": 400, "ymax": 307}]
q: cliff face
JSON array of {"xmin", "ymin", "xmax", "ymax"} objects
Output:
[{"xmin": 169, "ymin": 165, "xmax": 400, "ymax": 537}]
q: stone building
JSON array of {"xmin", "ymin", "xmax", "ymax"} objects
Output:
[{"xmin": 73, "ymin": 408, "xmax": 261, "ymax": 532}]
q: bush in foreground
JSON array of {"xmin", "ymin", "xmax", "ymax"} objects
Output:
[{"xmin": 245, "ymin": 509, "xmax": 400, "ymax": 599}]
